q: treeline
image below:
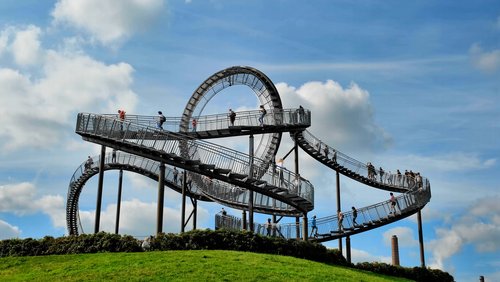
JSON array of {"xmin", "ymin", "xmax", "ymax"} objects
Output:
[{"xmin": 0, "ymin": 230, "xmax": 453, "ymax": 282}]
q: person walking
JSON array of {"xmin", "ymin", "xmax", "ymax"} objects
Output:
[
  {"xmin": 338, "ymin": 211, "xmax": 344, "ymax": 232},
  {"xmin": 389, "ymin": 192, "xmax": 398, "ymax": 214},
  {"xmin": 352, "ymin": 206, "xmax": 358, "ymax": 226},
  {"xmin": 118, "ymin": 109, "xmax": 126, "ymax": 130},
  {"xmin": 266, "ymin": 218, "xmax": 273, "ymax": 236},
  {"xmin": 310, "ymin": 215, "xmax": 318, "ymax": 237},
  {"xmin": 157, "ymin": 111, "xmax": 166, "ymax": 129},
  {"xmin": 258, "ymin": 105, "xmax": 266, "ymax": 126},
  {"xmin": 228, "ymin": 109, "xmax": 236, "ymax": 126},
  {"xmin": 85, "ymin": 156, "xmax": 93, "ymax": 171}
]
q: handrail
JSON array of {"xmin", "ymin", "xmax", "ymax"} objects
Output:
[
  {"xmin": 216, "ymin": 179, "xmax": 431, "ymax": 240},
  {"xmin": 297, "ymin": 130, "xmax": 427, "ymax": 192},
  {"xmin": 66, "ymin": 151, "xmax": 308, "ymax": 235}
]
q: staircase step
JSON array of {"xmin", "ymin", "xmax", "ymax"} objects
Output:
[
  {"xmin": 214, "ymin": 168, "xmax": 231, "ymax": 175},
  {"xmin": 229, "ymin": 173, "xmax": 247, "ymax": 180},
  {"xmin": 199, "ymin": 164, "xmax": 216, "ymax": 170}
]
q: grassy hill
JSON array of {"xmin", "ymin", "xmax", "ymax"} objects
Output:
[{"xmin": 0, "ymin": 250, "xmax": 411, "ymax": 281}]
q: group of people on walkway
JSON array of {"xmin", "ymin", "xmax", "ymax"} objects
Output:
[{"xmin": 366, "ymin": 163, "xmax": 423, "ymax": 189}]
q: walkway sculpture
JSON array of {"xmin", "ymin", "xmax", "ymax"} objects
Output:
[{"xmin": 66, "ymin": 66, "xmax": 431, "ymax": 245}]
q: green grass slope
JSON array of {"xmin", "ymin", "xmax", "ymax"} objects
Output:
[{"xmin": 0, "ymin": 250, "xmax": 411, "ymax": 282}]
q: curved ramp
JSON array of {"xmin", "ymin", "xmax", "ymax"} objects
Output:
[
  {"xmin": 219, "ymin": 129, "xmax": 432, "ymax": 241},
  {"xmin": 66, "ymin": 151, "xmax": 310, "ymax": 235},
  {"xmin": 66, "ymin": 152, "xmax": 210, "ymax": 235},
  {"xmin": 69, "ymin": 112, "xmax": 314, "ymax": 234}
]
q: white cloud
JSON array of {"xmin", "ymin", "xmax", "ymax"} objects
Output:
[
  {"xmin": 276, "ymin": 80, "xmax": 392, "ymax": 155},
  {"xmin": 78, "ymin": 198, "xmax": 211, "ymax": 237},
  {"xmin": 0, "ymin": 182, "xmax": 66, "ymax": 228},
  {"xmin": 469, "ymin": 43, "xmax": 500, "ymax": 73},
  {"xmin": 11, "ymin": 25, "xmax": 42, "ymax": 66},
  {"xmin": 0, "ymin": 220, "xmax": 21, "ymax": 239},
  {"xmin": 428, "ymin": 195, "xmax": 500, "ymax": 269},
  {"xmin": 0, "ymin": 182, "xmax": 37, "ymax": 215},
  {"xmin": 35, "ymin": 194, "xmax": 66, "ymax": 228},
  {"xmin": 0, "ymin": 25, "xmax": 138, "ymax": 152},
  {"xmin": 389, "ymin": 152, "xmax": 495, "ymax": 173},
  {"xmin": 51, "ymin": 0, "xmax": 165, "ymax": 45},
  {"xmin": 348, "ymin": 248, "xmax": 391, "ymax": 264},
  {"xmin": 383, "ymin": 227, "xmax": 418, "ymax": 248}
]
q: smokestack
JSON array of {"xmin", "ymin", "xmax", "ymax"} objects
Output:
[{"xmin": 391, "ymin": 235, "xmax": 400, "ymax": 266}]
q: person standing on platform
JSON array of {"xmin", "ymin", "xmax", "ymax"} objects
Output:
[
  {"xmin": 173, "ymin": 167, "xmax": 178, "ymax": 184},
  {"xmin": 191, "ymin": 118, "xmax": 197, "ymax": 132}
]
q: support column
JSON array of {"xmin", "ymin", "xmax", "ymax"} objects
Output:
[
  {"xmin": 114, "ymin": 169, "xmax": 123, "ymax": 234},
  {"xmin": 302, "ymin": 213, "xmax": 308, "ymax": 240},
  {"xmin": 346, "ymin": 236, "xmax": 351, "ymax": 264},
  {"xmin": 156, "ymin": 163, "xmax": 165, "ymax": 235},
  {"xmin": 293, "ymin": 135, "xmax": 304, "ymax": 240},
  {"xmin": 94, "ymin": 145, "xmax": 106, "ymax": 233},
  {"xmin": 417, "ymin": 210, "xmax": 426, "ymax": 267},
  {"xmin": 248, "ymin": 134, "xmax": 254, "ymax": 232},
  {"xmin": 295, "ymin": 216, "xmax": 300, "ymax": 240},
  {"xmin": 192, "ymin": 198, "xmax": 197, "ymax": 230},
  {"xmin": 336, "ymin": 170, "xmax": 342, "ymax": 253},
  {"xmin": 242, "ymin": 210, "xmax": 247, "ymax": 230},
  {"xmin": 181, "ymin": 168, "xmax": 186, "ymax": 233}
]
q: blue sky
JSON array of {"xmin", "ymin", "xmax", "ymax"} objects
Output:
[{"xmin": 0, "ymin": 1, "xmax": 499, "ymax": 281}]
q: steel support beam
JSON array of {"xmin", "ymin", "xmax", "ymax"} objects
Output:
[
  {"xmin": 248, "ymin": 134, "xmax": 254, "ymax": 232},
  {"xmin": 114, "ymin": 169, "xmax": 123, "ymax": 234},
  {"xmin": 94, "ymin": 145, "xmax": 106, "ymax": 233},
  {"xmin": 417, "ymin": 210, "xmax": 426, "ymax": 267},
  {"xmin": 156, "ymin": 163, "xmax": 165, "ymax": 235}
]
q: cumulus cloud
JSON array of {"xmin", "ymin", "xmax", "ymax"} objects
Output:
[
  {"xmin": 51, "ymin": 0, "xmax": 165, "ymax": 45},
  {"xmin": 0, "ymin": 182, "xmax": 65, "ymax": 237},
  {"xmin": 0, "ymin": 25, "xmax": 138, "ymax": 152},
  {"xmin": 0, "ymin": 182, "xmax": 37, "ymax": 215},
  {"xmin": 428, "ymin": 195, "xmax": 500, "ymax": 269},
  {"xmin": 348, "ymin": 248, "xmax": 391, "ymax": 264},
  {"xmin": 469, "ymin": 43, "xmax": 500, "ymax": 73},
  {"xmin": 276, "ymin": 80, "xmax": 392, "ymax": 154},
  {"xmin": 390, "ymin": 152, "xmax": 495, "ymax": 173},
  {"xmin": 0, "ymin": 220, "xmax": 21, "ymax": 239},
  {"xmin": 78, "ymin": 199, "xmax": 210, "ymax": 237},
  {"xmin": 11, "ymin": 25, "xmax": 42, "ymax": 66},
  {"xmin": 383, "ymin": 227, "xmax": 418, "ymax": 248}
]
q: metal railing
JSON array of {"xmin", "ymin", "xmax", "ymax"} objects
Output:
[
  {"xmin": 298, "ymin": 130, "xmax": 427, "ymax": 191},
  {"xmin": 215, "ymin": 178, "xmax": 431, "ymax": 240},
  {"xmin": 66, "ymin": 151, "xmax": 211, "ymax": 235},
  {"xmin": 103, "ymin": 108, "xmax": 311, "ymax": 133},
  {"xmin": 75, "ymin": 113, "xmax": 314, "ymax": 209}
]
